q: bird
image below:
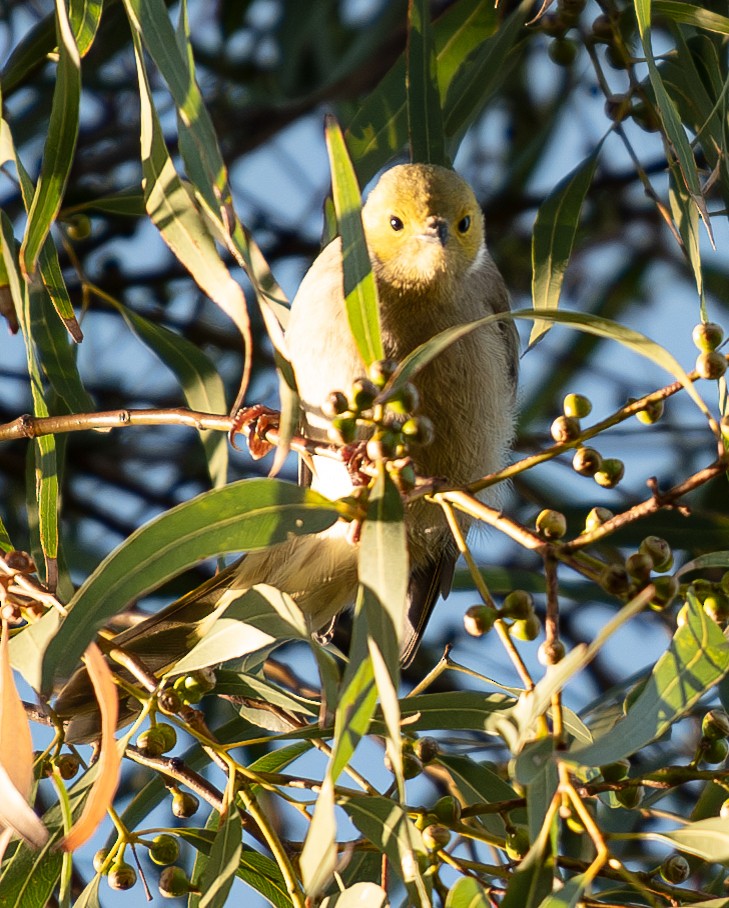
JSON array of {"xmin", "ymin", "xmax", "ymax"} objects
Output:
[{"xmin": 55, "ymin": 163, "xmax": 518, "ymax": 738}]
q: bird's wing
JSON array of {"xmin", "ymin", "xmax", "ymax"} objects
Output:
[{"xmin": 399, "ymin": 540, "xmax": 458, "ymax": 667}]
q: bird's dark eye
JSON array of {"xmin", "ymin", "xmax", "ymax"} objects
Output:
[
  {"xmin": 458, "ymin": 215, "xmax": 471, "ymax": 233},
  {"xmin": 389, "ymin": 216, "xmax": 404, "ymax": 231}
]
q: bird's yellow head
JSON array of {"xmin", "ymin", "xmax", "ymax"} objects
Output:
[{"xmin": 361, "ymin": 163, "xmax": 485, "ymax": 295}]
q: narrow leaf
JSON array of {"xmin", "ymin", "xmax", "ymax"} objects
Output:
[
  {"xmin": 20, "ymin": 0, "xmax": 81, "ymax": 275},
  {"xmin": 300, "ymin": 777, "xmax": 337, "ymax": 899},
  {"xmin": 569, "ymin": 595, "xmax": 729, "ymax": 767},
  {"xmin": 446, "ymin": 877, "xmax": 491, "ymax": 907},
  {"xmin": 198, "ymin": 809, "xmax": 242, "ymax": 908},
  {"xmin": 640, "ymin": 817, "xmax": 729, "ymax": 863},
  {"xmin": 654, "ymin": 1, "xmax": 729, "ymax": 35},
  {"xmin": 324, "ymin": 115, "xmax": 384, "ymax": 366},
  {"xmin": 407, "ymin": 0, "xmax": 447, "ymax": 165},
  {"xmin": 39, "ymin": 480, "xmax": 343, "ymax": 693},
  {"xmin": 530, "ymin": 147, "xmax": 601, "ymax": 347}
]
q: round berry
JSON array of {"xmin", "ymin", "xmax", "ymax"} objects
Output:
[
  {"xmin": 535, "ymin": 509, "xmax": 567, "ymax": 539},
  {"xmin": 639, "ymin": 536, "xmax": 673, "ymax": 572},
  {"xmin": 464, "ymin": 604, "xmax": 497, "ymax": 636},
  {"xmin": 615, "ymin": 785, "xmax": 644, "ymax": 808},
  {"xmin": 322, "ymin": 391, "xmax": 349, "ymax": 419},
  {"xmin": 171, "ymin": 790, "xmax": 199, "ymax": 818},
  {"xmin": 696, "ymin": 350, "xmax": 727, "ymax": 379},
  {"xmin": 572, "ymin": 446, "xmax": 602, "ymax": 476},
  {"xmin": 149, "ymin": 833, "xmax": 180, "ymax": 866},
  {"xmin": 594, "ymin": 458, "xmax": 624, "ymax": 488},
  {"xmin": 563, "ymin": 393, "xmax": 592, "ymax": 419},
  {"xmin": 501, "ymin": 590, "xmax": 534, "ymax": 620},
  {"xmin": 702, "ymin": 709, "xmax": 729, "ymax": 741},
  {"xmin": 538, "ymin": 640, "xmax": 566, "ymax": 665},
  {"xmin": 511, "ymin": 613, "xmax": 541, "ymax": 641},
  {"xmin": 158, "ymin": 866, "xmax": 192, "ymax": 899},
  {"xmin": 107, "ymin": 861, "xmax": 137, "ymax": 891},
  {"xmin": 600, "ymin": 759, "xmax": 630, "ymax": 783},
  {"xmin": 505, "ymin": 826, "xmax": 530, "ymax": 860},
  {"xmin": 692, "ymin": 322, "xmax": 724, "ymax": 352},
  {"xmin": 659, "ymin": 853, "xmax": 690, "ymax": 885},
  {"xmin": 584, "ymin": 506, "xmax": 613, "ymax": 532},
  {"xmin": 422, "ymin": 824, "xmax": 451, "ymax": 851},
  {"xmin": 550, "ymin": 415, "xmax": 581, "ymax": 444},
  {"xmin": 432, "ymin": 795, "xmax": 462, "ymax": 825},
  {"xmin": 635, "ymin": 399, "xmax": 664, "ymax": 425},
  {"xmin": 413, "ymin": 736, "xmax": 439, "ymax": 764},
  {"xmin": 600, "ymin": 563, "xmax": 630, "ymax": 595},
  {"xmin": 625, "ymin": 552, "xmax": 653, "ymax": 583},
  {"xmin": 368, "ymin": 358, "xmax": 398, "ymax": 388}
]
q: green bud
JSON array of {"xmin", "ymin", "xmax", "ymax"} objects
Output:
[
  {"xmin": 422, "ymin": 824, "xmax": 451, "ymax": 851},
  {"xmin": 550, "ymin": 415, "xmax": 581, "ymax": 443},
  {"xmin": 584, "ymin": 506, "xmax": 613, "ymax": 532},
  {"xmin": 322, "ymin": 390, "xmax": 349, "ymax": 419},
  {"xmin": 538, "ymin": 640, "xmax": 566, "ymax": 665},
  {"xmin": 368, "ymin": 358, "xmax": 398, "ymax": 388},
  {"xmin": 563, "ymin": 393, "xmax": 592, "ymax": 419},
  {"xmin": 692, "ymin": 322, "xmax": 724, "ymax": 352},
  {"xmin": 635, "ymin": 399, "xmax": 664, "ymax": 425},
  {"xmin": 604, "ymin": 94, "xmax": 631, "ymax": 122},
  {"xmin": 572, "ymin": 446, "xmax": 602, "ymax": 476},
  {"xmin": 57, "ymin": 753, "xmax": 81, "ymax": 780},
  {"xmin": 171, "ymin": 790, "xmax": 199, "ymax": 818},
  {"xmin": 650, "ymin": 576, "xmax": 679, "ymax": 610},
  {"xmin": 548, "ymin": 37, "xmax": 577, "ymax": 66},
  {"xmin": 535, "ymin": 509, "xmax": 567, "ymax": 539},
  {"xmin": 702, "ymin": 709, "xmax": 729, "ymax": 741},
  {"xmin": 413, "ymin": 736, "xmax": 439, "ymax": 764},
  {"xmin": 401, "ymin": 415, "xmax": 435, "ymax": 446},
  {"xmin": 107, "ymin": 861, "xmax": 137, "ymax": 891},
  {"xmin": 695, "ymin": 350, "xmax": 727, "ymax": 380},
  {"xmin": 348, "ymin": 378, "xmax": 378, "ymax": 413},
  {"xmin": 702, "ymin": 737, "xmax": 728, "ymax": 764},
  {"xmin": 501, "ymin": 590, "xmax": 534, "ymax": 620},
  {"xmin": 505, "ymin": 826, "xmax": 530, "ymax": 860},
  {"xmin": 594, "ymin": 458, "xmax": 624, "ymax": 488},
  {"xmin": 659, "ymin": 853, "xmax": 690, "ymax": 884},
  {"xmin": 137, "ymin": 727, "xmax": 168, "ymax": 758},
  {"xmin": 386, "ymin": 382, "xmax": 420, "ymax": 415},
  {"xmin": 625, "ymin": 552, "xmax": 653, "ymax": 583},
  {"xmin": 328, "ymin": 414, "xmax": 357, "ymax": 444},
  {"xmin": 601, "ymin": 562, "xmax": 630, "ymax": 595},
  {"xmin": 464, "ymin": 604, "xmax": 497, "ymax": 636},
  {"xmin": 149, "ymin": 833, "xmax": 180, "ymax": 866},
  {"xmin": 93, "ymin": 848, "xmax": 110, "ymax": 874},
  {"xmin": 158, "ymin": 866, "xmax": 192, "ymax": 899},
  {"xmin": 432, "ymin": 795, "xmax": 462, "ymax": 825},
  {"xmin": 511, "ymin": 613, "xmax": 541, "ymax": 641},
  {"xmin": 638, "ymin": 536, "xmax": 673, "ymax": 572}
]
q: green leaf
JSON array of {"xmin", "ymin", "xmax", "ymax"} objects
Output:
[
  {"xmin": 300, "ymin": 777, "xmax": 338, "ymax": 899},
  {"xmin": 20, "ymin": 0, "xmax": 81, "ymax": 275},
  {"xmin": 324, "ymin": 115, "xmax": 384, "ymax": 366},
  {"xmin": 27, "ymin": 281, "xmax": 94, "ymax": 413},
  {"xmin": 437, "ymin": 753, "xmax": 518, "ymax": 837},
  {"xmin": 634, "ymin": 0, "xmax": 712, "ymax": 238},
  {"xmin": 69, "ymin": 0, "xmax": 103, "ymax": 56},
  {"xmin": 340, "ymin": 794, "xmax": 428, "ymax": 901},
  {"xmin": 654, "ymin": 1, "xmax": 729, "ymax": 35},
  {"xmin": 399, "ymin": 690, "xmax": 515, "ymax": 731},
  {"xmin": 1, "ymin": 214, "xmax": 59, "ymax": 563},
  {"xmin": 128, "ymin": 27, "xmax": 251, "ymax": 349},
  {"xmin": 446, "ymin": 877, "xmax": 491, "ymax": 908},
  {"xmin": 164, "ymin": 585, "xmax": 310, "ymax": 678},
  {"xmin": 63, "ymin": 189, "xmax": 146, "ymax": 217},
  {"xmin": 196, "ymin": 809, "xmax": 243, "ymax": 908},
  {"xmin": 113, "ymin": 302, "xmax": 228, "ymax": 488},
  {"xmin": 530, "ymin": 146, "xmax": 601, "ymax": 347},
  {"xmin": 39, "ymin": 479, "xmax": 343, "ymax": 693},
  {"xmin": 347, "ymin": 0, "xmax": 520, "ymax": 185},
  {"xmin": 569, "ymin": 595, "xmax": 729, "ymax": 767},
  {"xmin": 638, "ymin": 817, "xmax": 729, "ymax": 862},
  {"xmin": 407, "ymin": 0, "xmax": 447, "ymax": 166},
  {"xmin": 386, "ymin": 307, "xmax": 711, "ymax": 422}
]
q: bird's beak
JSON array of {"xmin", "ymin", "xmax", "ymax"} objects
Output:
[{"xmin": 421, "ymin": 216, "xmax": 449, "ymax": 246}]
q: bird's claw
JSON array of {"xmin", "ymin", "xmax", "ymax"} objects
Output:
[
  {"xmin": 339, "ymin": 442, "xmax": 370, "ymax": 486},
  {"xmin": 230, "ymin": 404, "xmax": 279, "ymax": 459}
]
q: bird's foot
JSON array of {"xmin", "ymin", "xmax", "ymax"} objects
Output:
[
  {"xmin": 230, "ymin": 404, "xmax": 280, "ymax": 459},
  {"xmin": 339, "ymin": 441, "xmax": 370, "ymax": 486}
]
